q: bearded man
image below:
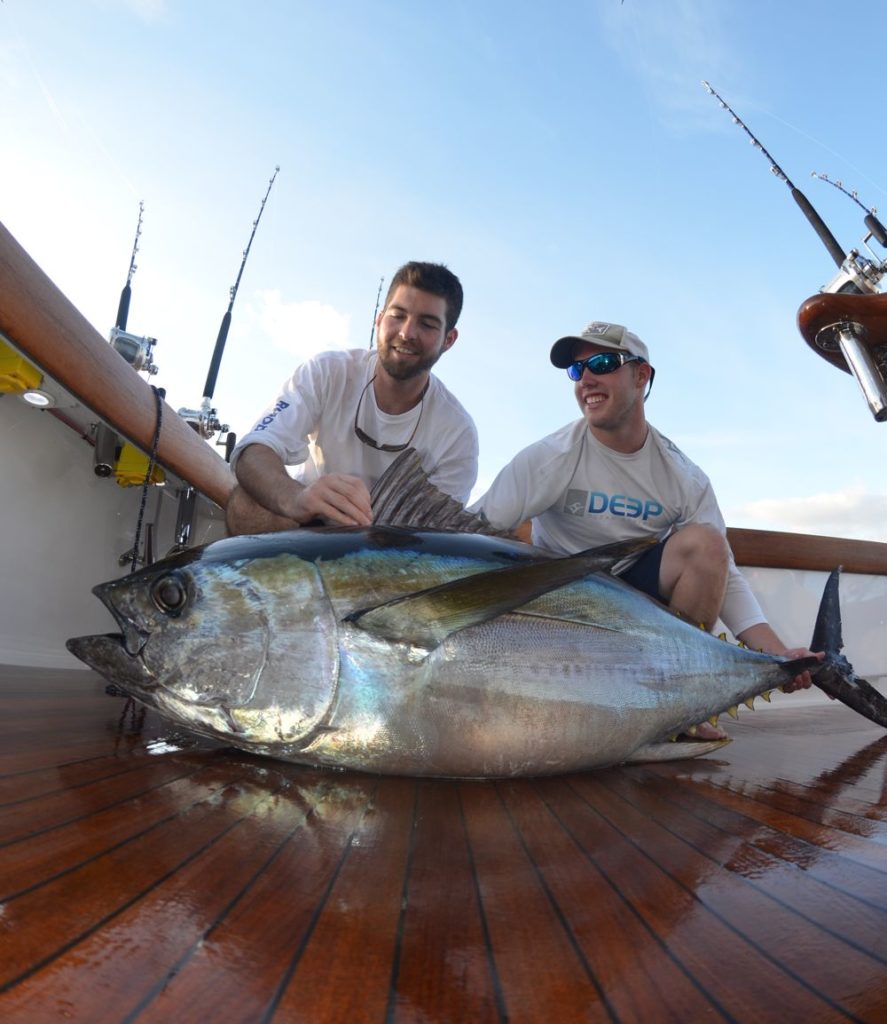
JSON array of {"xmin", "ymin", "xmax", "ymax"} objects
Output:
[{"xmin": 226, "ymin": 261, "xmax": 477, "ymax": 534}]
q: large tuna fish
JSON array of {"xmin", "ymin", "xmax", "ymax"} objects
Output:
[{"xmin": 67, "ymin": 476, "xmax": 886, "ymax": 777}]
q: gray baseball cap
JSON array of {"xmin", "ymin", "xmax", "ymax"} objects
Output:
[{"xmin": 550, "ymin": 321, "xmax": 650, "ymax": 368}]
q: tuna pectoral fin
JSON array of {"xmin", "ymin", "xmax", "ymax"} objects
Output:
[
  {"xmin": 626, "ymin": 738, "xmax": 732, "ymax": 763},
  {"xmin": 346, "ymin": 536, "xmax": 656, "ymax": 648}
]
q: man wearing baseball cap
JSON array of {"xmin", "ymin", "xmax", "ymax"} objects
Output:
[{"xmin": 473, "ymin": 320, "xmax": 819, "ymax": 737}]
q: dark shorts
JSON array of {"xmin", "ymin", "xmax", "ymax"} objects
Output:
[{"xmin": 617, "ymin": 539, "xmax": 666, "ymax": 603}]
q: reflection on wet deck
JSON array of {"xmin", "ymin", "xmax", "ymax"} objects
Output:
[{"xmin": 1, "ymin": 665, "xmax": 885, "ymax": 1022}]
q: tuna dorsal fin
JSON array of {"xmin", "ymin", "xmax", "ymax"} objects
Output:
[
  {"xmin": 345, "ymin": 535, "xmax": 656, "ymax": 649},
  {"xmin": 370, "ymin": 448, "xmax": 506, "ymax": 535}
]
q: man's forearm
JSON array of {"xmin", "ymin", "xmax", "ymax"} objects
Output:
[
  {"xmin": 736, "ymin": 621, "xmax": 785, "ymax": 655},
  {"xmin": 235, "ymin": 444, "xmax": 307, "ymax": 522}
]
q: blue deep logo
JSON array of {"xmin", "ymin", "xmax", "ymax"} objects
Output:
[
  {"xmin": 564, "ymin": 489, "xmax": 663, "ymax": 521},
  {"xmin": 588, "ymin": 491, "xmax": 663, "ymax": 520}
]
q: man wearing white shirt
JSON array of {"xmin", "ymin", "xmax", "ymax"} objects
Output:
[
  {"xmin": 227, "ymin": 261, "xmax": 477, "ymax": 534},
  {"xmin": 473, "ymin": 320, "xmax": 819, "ymax": 736}
]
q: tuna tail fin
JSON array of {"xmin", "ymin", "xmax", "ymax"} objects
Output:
[
  {"xmin": 810, "ymin": 567, "xmax": 844, "ymax": 654},
  {"xmin": 370, "ymin": 448, "xmax": 506, "ymax": 535},
  {"xmin": 806, "ymin": 568, "xmax": 887, "ymax": 727}
]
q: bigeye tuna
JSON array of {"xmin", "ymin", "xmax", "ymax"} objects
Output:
[{"xmin": 67, "ymin": 523, "xmax": 886, "ymax": 778}]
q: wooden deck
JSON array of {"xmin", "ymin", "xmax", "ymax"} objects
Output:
[{"xmin": 1, "ymin": 664, "xmax": 885, "ymax": 1023}]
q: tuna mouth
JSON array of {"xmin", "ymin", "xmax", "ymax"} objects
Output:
[
  {"xmin": 66, "ymin": 633, "xmax": 155, "ymax": 692},
  {"xmin": 91, "ymin": 580, "xmax": 153, "ymax": 656}
]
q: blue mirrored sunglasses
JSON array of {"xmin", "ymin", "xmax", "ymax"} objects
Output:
[{"xmin": 566, "ymin": 351, "xmax": 644, "ymax": 381}]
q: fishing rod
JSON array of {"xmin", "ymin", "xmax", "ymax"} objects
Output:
[
  {"xmin": 107, "ymin": 201, "xmax": 158, "ymax": 374},
  {"xmin": 702, "ymin": 81, "xmax": 846, "ymax": 268},
  {"xmin": 178, "ymin": 166, "xmax": 279, "ymax": 446},
  {"xmin": 811, "ymin": 172, "xmax": 887, "ymax": 249},
  {"xmin": 115, "ymin": 200, "xmax": 142, "ymax": 331},
  {"xmin": 703, "ymin": 82, "xmax": 887, "ymax": 297},
  {"xmin": 95, "ymin": 201, "xmax": 159, "ymax": 477},
  {"xmin": 189, "ymin": 165, "xmax": 280, "ymax": 436},
  {"xmin": 172, "ymin": 167, "xmax": 279, "ymax": 551},
  {"xmin": 368, "ymin": 276, "xmax": 384, "ymax": 349},
  {"xmin": 704, "ymin": 82, "xmax": 887, "ymax": 421}
]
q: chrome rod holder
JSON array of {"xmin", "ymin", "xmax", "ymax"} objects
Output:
[
  {"xmin": 174, "ymin": 486, "xmax": 197, "ymax": 549},
  {"xmin": 817, "ymin": 321, "xmax": 887, "ymax": 422}
]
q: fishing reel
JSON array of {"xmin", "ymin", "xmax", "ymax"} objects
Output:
[
  {"xmin": 177, "ymin": 398, "xmax": 229, "ymax": 440},
  {"xmin": 108, "ymin": 327, "xmax": 158, "ymax": 376}
]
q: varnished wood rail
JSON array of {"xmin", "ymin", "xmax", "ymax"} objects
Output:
[
  {"xmin": 727, "ymin": 527, "xmax": 887, "ymax": 575},
  {"xmin": 513, "ymin": 522, "xmax": 887, "ymax": 576}
]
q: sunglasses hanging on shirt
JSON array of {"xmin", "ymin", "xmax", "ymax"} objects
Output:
[{"xmin": 353, "ymin": 375, "xmax": 429, "ymax": 452}]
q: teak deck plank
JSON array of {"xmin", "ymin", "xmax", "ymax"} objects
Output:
[
  {"xmin": 535, "ymin": 775, "xmax": 844, "ymax": 1021},
  {"xmin": 460, "ymin": 781, "xmax": 613, "ymax": 1023},
  {"xmin": 603, "ymin": 770, "xmax": 887, "ymax": 957},
  {"xmin": 1, "ymin": 664, "xmax": 885, "ymax": 1023},
  {"xmin": 135, "ymin": 773, "xmax": 379, "ymax": 1023},
  {"xmin": 577, "ymin": 776, "xmax": 884, "ymax": 1018},
  {"xmin": 498, "ymin": 778, "xmax": 719, "ymax": 1022},
  {"xmin": 391, "ymin": 781, "xmax": 501, "ymax": 1024}
]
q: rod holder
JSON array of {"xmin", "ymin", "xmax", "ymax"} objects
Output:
[
  {"xmin": 174, "ymin": 486, "xmax": 197, "ymax": 548},
  {"xmin": 93, "ymin": 422, "xmax": 118, "ymax": 477},
  {"xmin": 816, "ymin": 321, "xmax": 887, "ymax": 422}
]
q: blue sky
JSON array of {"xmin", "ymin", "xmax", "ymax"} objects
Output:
[{"xmin": 2, "ymin": 0, "xmax": 886, "ymax": 539}]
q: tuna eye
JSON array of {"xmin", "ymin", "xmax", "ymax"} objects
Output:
[{"xmin": 152, "ymin": 575, "xmax": 188, "ymax": 614}]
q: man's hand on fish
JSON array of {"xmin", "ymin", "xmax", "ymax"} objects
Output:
[
  {"xmin": 779, "ymin": 647, "xmax": 825, "ymax": 693},
  {"xmin": 737, "ymin": 622, "xmax": 823, "ymax": 693},
  {"xmin": 227, "ymin": 444, "xmax": 374, "ymax": 532},
  {"xmin": 292, "ymin": 474, "xmax": 373, "ymax": 527}
]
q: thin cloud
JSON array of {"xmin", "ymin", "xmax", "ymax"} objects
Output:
[
  {"xmin": 600, "ymin": 0, "xmax": 738, "ymax": 127},
  {"xmin": 735, "ymin": 485, "xmax": 887, "ymax": 542},
  {"xmin": 254, "ymin": 290, "xmax": 352, "ymax": 360}
]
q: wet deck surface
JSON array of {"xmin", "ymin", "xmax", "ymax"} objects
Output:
[{"xmin": 1, "ymin": 664, "xmax": 886, "ymax": 1022}]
